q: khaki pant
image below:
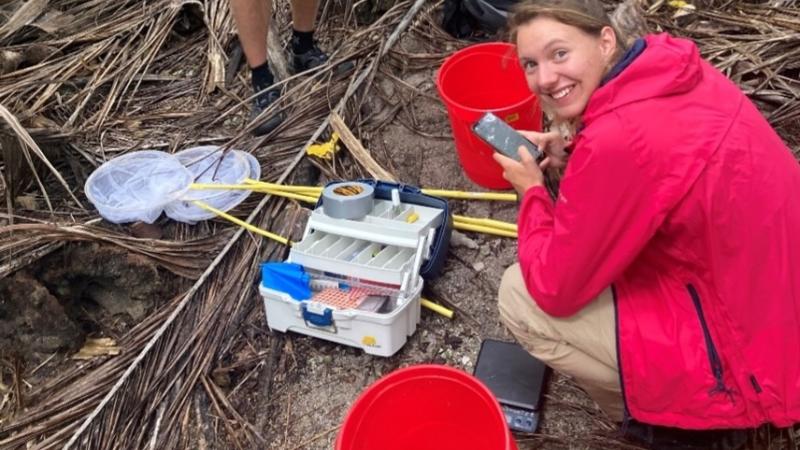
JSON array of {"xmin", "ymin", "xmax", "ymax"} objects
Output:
[{"xmin": 498, "ymin": 263, "xmax": 625, "ymax": 421}]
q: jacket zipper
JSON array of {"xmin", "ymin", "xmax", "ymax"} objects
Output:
[
  {"xmin": 750, "ymin": 375, "xmax": 762, "ymax": 393},
  {"xmin": 612, "ymin": 285, "xmax": 633, "ymax": 433},
  {"xmin": 687, "ymin": 283, "xmax": 734, "ymax": 399}
]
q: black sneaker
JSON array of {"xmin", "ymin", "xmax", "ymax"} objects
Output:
[
  {"xmin": 250, "ymin": 84, "xmax": 286, "ymax": 136},
  {"xmin": 291, "ymin": 44, "xmax": 328, "ymax": 74},
  {"xmin": 290, "ymin": 44, "xmax": 355, "ymax": 77}
]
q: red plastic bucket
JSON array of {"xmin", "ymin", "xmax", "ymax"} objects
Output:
[
  {"xmin": 436, "ymin": 42, "xmax": 542, "ymax": 189},
  {"xmin": 336, "ymin": 365, "xmax": 518, "ymax": 450}
]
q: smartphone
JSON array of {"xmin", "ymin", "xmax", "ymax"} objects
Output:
[{"xmin": 472, "ymin": 112, "xmax": 542, "ymax": 162}]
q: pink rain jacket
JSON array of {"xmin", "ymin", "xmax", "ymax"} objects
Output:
[{"xmin": 517, "ymin": 33, "xmax": 800, "ymax": 429}]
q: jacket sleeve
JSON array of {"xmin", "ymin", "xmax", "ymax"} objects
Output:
[{"xmin": 517, "ymin": 114, "xmax": 667, "ymax": 317}]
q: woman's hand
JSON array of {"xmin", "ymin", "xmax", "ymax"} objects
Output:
[
  {"xmin": 518, "ymin": 130, "xmax": 570, "ymax": 170},
  {"xmin": 493, "ymin": 146, "xmax": 544, "ymax": 196}
]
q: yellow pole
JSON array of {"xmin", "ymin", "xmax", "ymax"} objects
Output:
[
  {"xmin": 452, "ymin": 220, "xmax": 517, "ymax": 238},
  {"xmin": 191, "ymin": 183, "xmax": 319, "ymax": 204},
  {"xmin": 420, "ymin": 189, "xmax": 516, "ymax": 202},
  {"xmin": 253, "ymin": 188, "xmax": 318, "ymax": 204},
  {"xmin": 420, "ymin": 298, "xmax": 454, "ymax": 319},
  {"xmin": 243, "ymin": 179, "xmax": 323, "ymax": 195},
  {"xmin": 190, "ymin": 200, "xmax": 292, "ymax": 246},
  {"xmin": 243, "ymin": 179, "xmax": 516, "ymax": 202},
  {"xmin": 452, "ymin": 214, "xmax": 517, "ymax": 232},
  {"xmin": 193, "ymin": 183, "xmax": 520, "ymax": 237}
]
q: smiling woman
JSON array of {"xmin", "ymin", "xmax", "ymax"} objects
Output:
[
  {"xmin": 493, "ymin": 0, "xmax": 800, "ymax": 448},
  {"xmin": 510, "ymin": 0, "xmax": 623, "ymax": 121}
]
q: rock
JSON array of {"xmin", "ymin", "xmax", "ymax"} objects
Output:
[
  {"xmin": 444, "ymin": 334, "xmax": 463, "ymax": 349},
  {"xmin": 0, "ymin": 271, "xmax": 84, "ymax": 354},
  {"xmin": 290, "ymin": 158, "xmax": 321, "ymax": 188},
  {"xmin": 0, "ymin": 50, "xmax": 23, "ymax": 75},
  {"xmin": 129, "ymin": 222, "xmax": 163, "ymax": 240},
  {"xmin": 212, "ymin": 368, "xmax": 232, "ymax": 388},
  {"xmin": 472, "ymin": 262, "xmax": 485, "ymax": 272},
  {"xmin": 36, "ymin": 243, "xmax": 171, "ymax": 322},
  {"xmin": 0, "ymin": 242, "xmax": 179, "ymax": 358},
  {"xmin": 450, "ymin": 230, "xmax": 479, "ymax": 249},
  {"xmin": 14, "ymin": 195, "xmax": 38, "ymax": 210}
]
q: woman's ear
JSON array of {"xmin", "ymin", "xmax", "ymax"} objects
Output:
[{"xmin": 598, "ymin": 26, "xmax": 618, "ymax": 62}]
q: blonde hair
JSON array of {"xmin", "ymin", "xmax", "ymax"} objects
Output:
[
  {"xmin": 509, "ymin": 0, "xmax": 626, "ymax": 57},
  {"xmin": 509, "ymin": 0, "xmax": 626, "ymax": 136}
]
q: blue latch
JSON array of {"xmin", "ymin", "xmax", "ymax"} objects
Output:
[{"xmin": 301, "ymin": 303, "xmax": 334, "ymax": 327}]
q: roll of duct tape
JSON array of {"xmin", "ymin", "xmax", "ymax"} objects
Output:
[{"xmin": 322, "ymin": 182, "xmax": 375, "ymax": 220}]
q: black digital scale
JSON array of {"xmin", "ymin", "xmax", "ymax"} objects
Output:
[{"xmin": 473, "ymin": 339, "xmax": 549, "ymax": 433}]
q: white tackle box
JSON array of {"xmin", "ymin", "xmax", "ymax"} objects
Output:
[{"xmin": 259, "ymin": 181, "xmax": 451, "ymax": 357}]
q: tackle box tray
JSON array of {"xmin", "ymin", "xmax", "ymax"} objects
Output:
[{"xmin": 260, "ymin": 180, "xmax": 451, "ymax": 356}]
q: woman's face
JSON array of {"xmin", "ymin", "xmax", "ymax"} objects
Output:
[{"xmin": 516, "ymin": 16, "xmax": 617, "ymax": 120}]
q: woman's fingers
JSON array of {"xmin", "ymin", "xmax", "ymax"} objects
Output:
[
  {"xmin": 539, "ymin": 156, "xmax": 551, "ymax": 171},
  {"xmin": 492, "ymin": 148, "xmax": 545, "ymax": 196},
  {"xmin": 511, "ymin": 129, "xmax": 570, "ymax": 170},
  {"xmin": 517, "ymin": 130, "xmax": 550, "ymax": 149},
  {"xmin": 517, "ymin": 145, "xmax": 537, "ymax": 165},
  {"xmin": 518, "ymin": 129, "xmax": 567, "ymax": 157},
  {"xmin": 492, "ymin": 151, "xmax": 513, "ymax": 168}
]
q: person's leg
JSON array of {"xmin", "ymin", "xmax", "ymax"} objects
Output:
[
  {"xmin": 230, "ymin": 0, "xmax": 270, "ymax": 68},
  {"xmin": 498, "ymin": 263, "xmax": 624, "ymax": 421},
  {"xmin": 287, "ymin": 0, "xmax": 327, "ymax": 73},
  {"xmin": 290, "ymin": 0, "xmax": 318, "ymax": 32},
  {"xmin": 229, "ymin": 0, "xmax": 285, "ymax": 136},
  {"xmin": 498, "ymin": 265, "xmax": 748, "ymax": 450},
  {"xmin": 287, "ymin": 0, "xmax": 355, "ymax": 75}
]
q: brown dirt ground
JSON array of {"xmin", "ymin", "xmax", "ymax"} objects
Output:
[
  {"xmin": 209, "ymin": 28, "xmax": 800, "ymax": 450},
  {"xmin": 215, "ymin": 35, "xmax": 629, "ymax": 450},
  {"xmin": 2, "ymin": 36, "xmax": 623, "ymax": 450},
  {"xmin": 5, "ymin": 6, "xmax": 800, "ymax": 450}
]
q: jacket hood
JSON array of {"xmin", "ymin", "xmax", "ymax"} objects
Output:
[{"xmin": 582, "ymin": 33, "xmax": 703, "ymax": 124}]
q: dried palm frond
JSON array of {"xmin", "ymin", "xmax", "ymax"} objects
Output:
[
  {"xmin": 0, "ymin": 221, "xmax": 229, "ymax": 279},
  {"xmin": 1, "ymin": 0, "xmax": 205, "ymax": 128},
  {"xmin": 0, "ymin": 198, "xmax": 298, "ymax": 450},
  {"xmin": 0, "ymin": 356, "xmax": 23, "ymax": 425},
  {"xmin": 0, "ymin": 105, "xmax": 83, "ymax": 213},
  {"xmin": 0, "ymin": 1, "xmax": 425, "ymax": 448},
  {"xmin": 0, "ymin": 0, "xmax": 797, "ymax": 448},
  {"xmin": 199, "ymin": 0, "xmax": 234, "ymax": 97},
  {"xmin": 646, "ymin": 1, "xmax": 800, "ymax": 135}
]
